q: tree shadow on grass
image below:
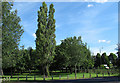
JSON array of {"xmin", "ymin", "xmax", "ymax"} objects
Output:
[
  {"xmin": 8, "ymin": 76, "xmax": 120, "ymax": 83},
  {"xmin": 50, "ymin": 72, "xmax": 70, "ymax": 77}
]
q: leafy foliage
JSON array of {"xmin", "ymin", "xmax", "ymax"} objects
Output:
[
  {"xmin": 2, "ymin": 2, "xmax": 24, "ymax": 74},
  {"xmin": 52, "ymin": 36, "xmax": 94, "ymax": 74}
]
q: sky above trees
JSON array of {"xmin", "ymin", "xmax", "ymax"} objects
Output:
[{"xmin": 12, "ymin": 2, "xmax": 118, "ymax": 55}]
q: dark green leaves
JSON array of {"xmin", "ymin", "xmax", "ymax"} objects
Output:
[{"xmin": 2, "ymin": 2, "xmax": 24, "ymax": 70}]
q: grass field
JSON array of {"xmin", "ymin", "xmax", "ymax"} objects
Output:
[{"xmin": 1, "ymin": 72, "xmax": 119, "ymax": 81}]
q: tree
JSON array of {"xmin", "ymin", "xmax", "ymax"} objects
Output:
[
  {"xmin": 94, "ymin": 53, "xmax": 101, "ymax": 68},
  {"xmin": 81, "ymin": 45, "xmax": 94, "ymax": 69},
  {"xmin": 27, "ymin": 47, "xmax": 32, "ymax": 71},
  {"xmin": 117, "ymin": 43, "xmax": 120, "ymax": 58},
  {"xmin": 0, "ymin": 1, "xmax": 1, "ymax": 44},
  {"xmin": 101, "ymin": 53, "xmax": 110, "ymax": 67},
  {"xmin": 16, "ymin": 46, "xmax": 36, "ymax": 74},
  {"xmin": 108, "ymin": 53, "xmax": 117, "ymax": 66},
  {"xmin": 36, "ymin": 2, "xmax": 56, "ymax": 76},
  {"xmin": 16, "ymin": 46, "xmax": 26, "ymax": 74},
  {"xmin": 116, "ymin": 43, "xmax": 120, "ymax": 68},
  {"xmin": 60, "ymin": 36, "xmax": 89, "ymax": 74},
  {"xmin": 26, "ymin": 47, "xmax": 37, "ymax": 73},
  {"xmin": 2, "ymin": 2, "xmax": 24, "ymax": 75},
  {"xmin": 50, "ymin": 45, "xmax": 67, "ymax": 71}
]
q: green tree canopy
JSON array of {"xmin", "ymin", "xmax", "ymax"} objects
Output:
[
  {"xmin": 2, "ymin": 2, "xmax": 24, "ymax": 75},
  {"xmin": 59, "ymin": 36, "xmax": 92, "ymax": 74}
]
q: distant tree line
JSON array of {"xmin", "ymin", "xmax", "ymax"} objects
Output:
[
  {"xmin": 2, "ymin": 2, "xmax": 120, "ymax": 77},
  {"xmin": 94, "ymin": 52, "xmax": 119, "ymax": 68}
]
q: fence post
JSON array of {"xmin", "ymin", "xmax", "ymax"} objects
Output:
[
  {"xmin": 3, "ymin": 78, "xmax": 5, "ymax": 82},
  {"xmin": 59, "ymin": 75, "xmax": 61, "ymax": 80},
  {"xmin": 43, "ymin": 75, "xmax": 45, "ymax": 81},
  {"xmin": 11, "ymin": 75, "xmax": 12, "ymax": 78},
  {"xmin": 67, "ymin": 75, "xmax": 69, "ymax": 80},
  {"xmin": 6, "ymin": 77, "xmax": 8, "ymax": 81},
  {"xmin": 52, "ymin": 75, "xmax": 53, "ymax": 80},
  {"xmin": 89, "ymin": 73, "xmax": 91, "ymax": 78},
  {"xmin": 26, "ymin": 75, "xmax": 27, "ymax": 80},
  {"xmin": 34, "ymin": 75, "xmax": 36, "ymax": 80},
  {"xmin": 75, "ymin": 74, "xmax": 77, "ymax": 79},
  {"xmin": 4, "ymin": 78, "xmax": 6, "ymax": 82},
  {"xmin": 17, "ymin": 75, "xmax": 19, "ymax": 81},
  {"xmin": 83, "ymin": 73, "xmax": 84, "ymax": 78},
  {"xmin": 96, "ymin": 73, "xmax": 98, "ymax": 77},
  {"xmin": 108, "ymin": 71, "xmax": 110, "ymax": 76},
  {"xmin": 9, "ymin": 77, "xmax": 10, "ymax": 81},
  {"xmin": 102, "ymin": 73, "xmax": 104, "ymax": 77}
]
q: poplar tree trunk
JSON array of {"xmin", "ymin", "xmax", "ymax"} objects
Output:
[
  {"xmin": 75, "ymin": 64, "xmax": 77, "ymax": 77},
  {"xmin": 11, "ymin": 68, "xmax": 13, "ymax": 78},
  {"xmin": 45, "ymin": 64, "xmax": 50, "ymax": 77},
  {"xmin": 70, "ymin": 67, "xmax": 73, "ymax": 74},
  {"xmin": 78, "ymin": 66, "xmax": 80, "ymax": 73}
]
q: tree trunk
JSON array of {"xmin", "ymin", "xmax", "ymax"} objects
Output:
[
  {"xmin": 45, "ymin": 64, "xmax": 50, "ymax": 77},
  {"xmin": 1, "ymin": 69, "xmax": 3, "ymax": 76},
  {"xmin": 78, "ymin": 66, "xmax": 80, "ymax": 73},
  {"xmin": 66, "ymin": 67, "xmax": 67, "ymax": 72},
  {"xmin": 75, "ymin": 65, "xmax": 77, "ymax": 79},
  {"xmin": 13, "ymin": 69, "xmax": 16, "ymax": 75},
  {"xmin": 42, "ymin": 65, "xmax": 45, "ymax": 75},
  {"xmin": 29, "ymin": 69, "xmax": 31, "ymax": 75},
  {"xmin": 11, "ymin": 68, "xmax": 13, "ymax": 78},
  {"xmin": 20, "ymin": 71, "xmax": 22, "ymax": 74},
  {"xmin": 70, "ymin": 67, "xmax": 73, "ymax": 74}
]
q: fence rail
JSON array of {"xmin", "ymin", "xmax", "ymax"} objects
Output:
[{"xmin": 1, "ymin": 69, "xmax": 120, "ymax": 82}]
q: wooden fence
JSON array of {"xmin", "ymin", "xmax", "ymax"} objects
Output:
[{"xmin": 2, "ymin": 69, "xmax": 120, "ymax": 82}]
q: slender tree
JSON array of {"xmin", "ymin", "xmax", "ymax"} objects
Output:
[{"xmin": 36, "ymin": 2, "xmax": 56, "ymax": 76}]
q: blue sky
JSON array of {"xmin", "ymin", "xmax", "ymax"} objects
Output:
[{"xmin": 12, "ymin": 1, "xmax": 118, "ymax": 55}]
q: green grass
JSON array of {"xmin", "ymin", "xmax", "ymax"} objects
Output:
[{"xmin": 1, "ymin": 72, "xmax": 119, "ymax": 81}]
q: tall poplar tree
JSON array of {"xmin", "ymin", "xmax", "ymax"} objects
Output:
[{"xmin": 36, "ymin": 2, "xmax": 56, "ymax": 76}]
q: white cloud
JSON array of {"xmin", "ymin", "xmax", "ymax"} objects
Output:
[
  {"xmin": 98, "ymin": 40, "xmax": 111, "ymax": 43},
  {"xmin": 32, "ymin": 33, "xmax": 36, "ymax": 38},
  {"xmin": 98, "ymin": 40, "xmax": 106, "ymax": 43},
  {"xmin": 87, "ymin": 4, "xmax": 94, "ymax": 7}
]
